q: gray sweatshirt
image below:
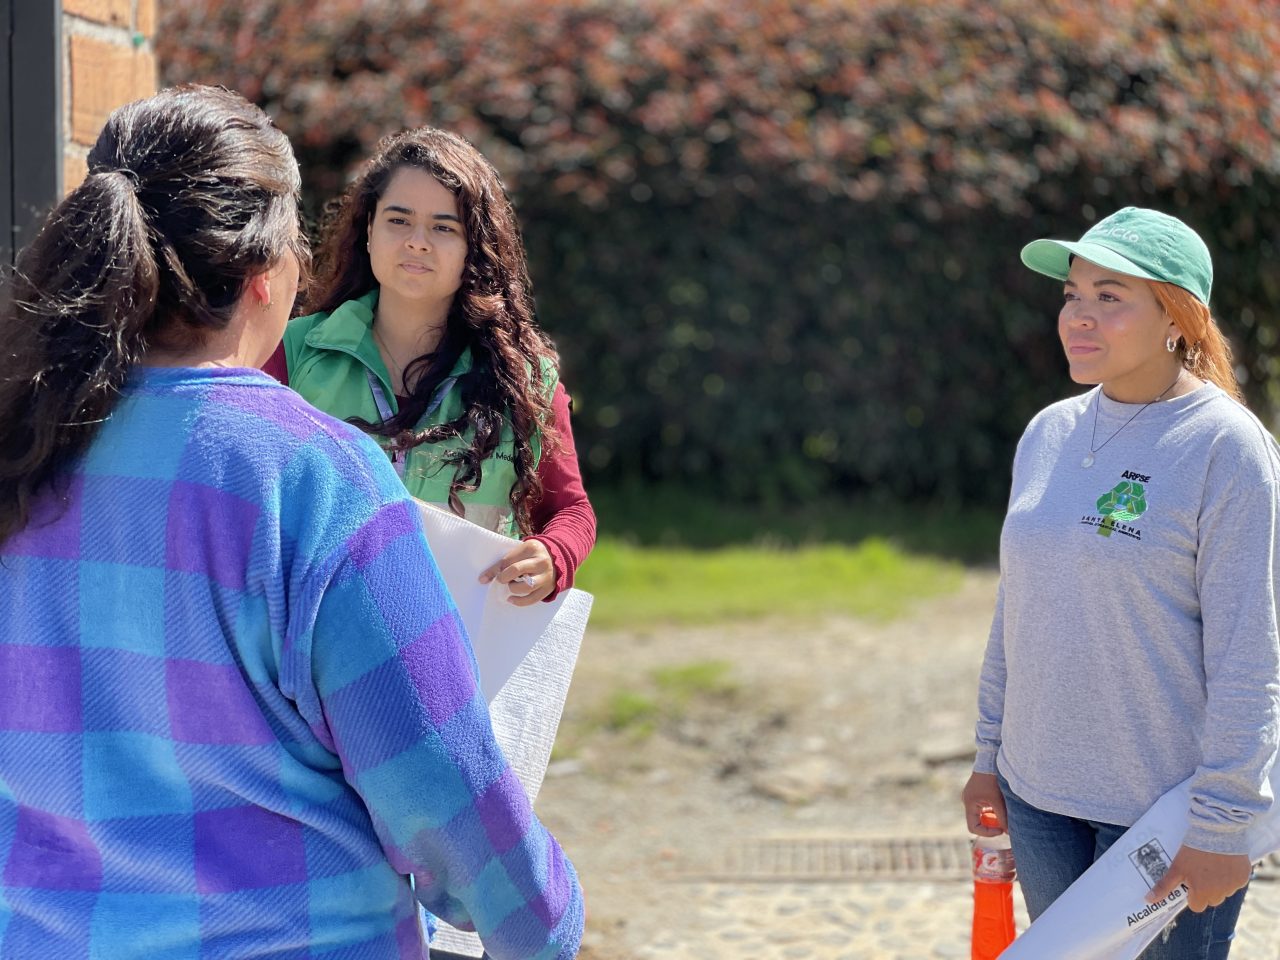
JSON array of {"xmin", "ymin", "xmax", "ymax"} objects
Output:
[{"xmin": 975, "ymin": 382, "xmax": 1280, "ymax": 854}]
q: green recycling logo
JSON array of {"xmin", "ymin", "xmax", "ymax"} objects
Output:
[{"xmin": 1095, "ymin": 480, "xmax": 1147, "ymax": 537}]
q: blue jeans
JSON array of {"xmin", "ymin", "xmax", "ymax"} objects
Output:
[{"xmin": 998, "ymin": 773, "xmax": 1248, "ymax": 960}]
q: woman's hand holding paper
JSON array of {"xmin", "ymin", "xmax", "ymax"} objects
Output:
[{"xmin": 480, "ymin": 538, "xmax": 556, "ymax": 605}]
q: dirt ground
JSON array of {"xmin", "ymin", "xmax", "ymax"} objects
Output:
[{"xmin": 535, "ymin": 568, "xmax": 1002, "ymax": 959}]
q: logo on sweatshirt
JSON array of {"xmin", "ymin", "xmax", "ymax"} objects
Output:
[{"xmin": 1080, "ymin": 471, "xmax": 1150, "ymax": 540}]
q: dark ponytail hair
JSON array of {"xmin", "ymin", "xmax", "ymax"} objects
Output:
[{"xmin": 0, "ymin": 84, "xmax": 304, "ymax": 545}]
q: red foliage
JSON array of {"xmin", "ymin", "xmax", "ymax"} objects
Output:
[
  {"xmin": 159, "ymin": 0, "xmax": 1280, "ymax": 211},
  {"xmin": 155, "ymin": 1, "xmax": 1280, "ymax": 503}
]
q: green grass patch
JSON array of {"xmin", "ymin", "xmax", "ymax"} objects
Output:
[
  {"xmin": 591, "ymin": 660, "xmax": 742, "ymax": 738},
  {"xmin": 573, "ymin": 485, "xmax": 990, "ymax": 629},
  {"xmin": 652, "ymin": 660, "xmax": 738, "ymax": 704},
  {"xmin": 588, "ymin": 484, "xmax": 1002, "ymax": 564},
  {"xmin": 576, "ymin": 536, "xmax": 963, "ymax": 630},
  {"xmin": 602, "ymin": 689, "xmax": 660, "ymax": 734}
]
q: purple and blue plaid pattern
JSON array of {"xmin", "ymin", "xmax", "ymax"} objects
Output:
[{"xmin": 0, "ymin": 367, "xmax": 582, "ymax": 960}]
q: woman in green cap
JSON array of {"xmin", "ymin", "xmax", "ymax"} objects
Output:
[{"xmin": 961, "ymin": 207, "xmax": 1280, "ymax": 957}]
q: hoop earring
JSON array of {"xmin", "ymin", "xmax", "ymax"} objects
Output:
[{"xmin": 1166, "ymin": 336, "xmax": 1178, "ymax": 353}]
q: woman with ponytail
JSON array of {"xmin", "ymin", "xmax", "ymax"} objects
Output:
[
  {"xmin": 0, "ymin": 86, "xmax": 582, "ymax": 960},
  {"xmin": 265, "ymin": 127, "xmax": 595, "ymax": 606},
  {"xmin": 962, "ymin": 207, "xmax": 1280, "ymax": 959}
]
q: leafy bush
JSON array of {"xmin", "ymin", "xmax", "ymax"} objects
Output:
[{"xmin": 159, "ymin": 0, "xmax": 1280, "ymax": 506}]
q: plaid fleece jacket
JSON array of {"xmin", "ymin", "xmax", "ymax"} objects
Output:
[{"xmin": 0, "ymin": 367, "xmax": 583, "ymax": 959}]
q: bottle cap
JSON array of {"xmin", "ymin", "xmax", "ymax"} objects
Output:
[{"xmin": 979, "ymin": 808, "xmax": 1001, "ymax": 830}]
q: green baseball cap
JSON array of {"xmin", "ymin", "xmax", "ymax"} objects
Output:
[{"xmin": 1020, "ymin": 206, "xmax": 1213, "ymax": 305}]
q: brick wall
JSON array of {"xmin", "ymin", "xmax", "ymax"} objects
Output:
[{"xmin": 61, "ymin": 0, "xmax": 158, "ymax": 193}]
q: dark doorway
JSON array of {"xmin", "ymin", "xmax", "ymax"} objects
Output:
[{"xmin": 3, "ymin": 0, "xmax": 62, "ymax": 267}]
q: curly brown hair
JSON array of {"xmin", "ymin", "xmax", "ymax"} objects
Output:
[
  {"xmin": 0, "ymin": 85, "xmax": 304, "ymax": 546},
  {"xmin": 306, "ymin": 127, "xmax": 559, "ymax": 534}
]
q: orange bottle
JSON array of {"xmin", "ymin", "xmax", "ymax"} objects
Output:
[{"xmin": 971, "ymin": 809, "xmax": 1017, "ymax": 959}]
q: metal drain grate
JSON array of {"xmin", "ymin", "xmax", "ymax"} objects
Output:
[
  {"xmin": 679, "ymin": 838, "xmax": 1280, "ymax": 883},
  {"xmin": 689, "ymin": 836, "xmax": 973, "ymax": 882}
]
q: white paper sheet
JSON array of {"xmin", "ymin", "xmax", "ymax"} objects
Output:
[
  {"xmin": 413, "ymin": 501, "xmax": 592, "ymax": 958},
  {"xmin": 1002, "ymin": 762, "xmax": 1280, "ymax": 959}
]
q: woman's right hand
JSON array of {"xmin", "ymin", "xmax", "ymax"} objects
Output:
[{"xmin": 962, "ymin": 771, "xmax": 1008, "ymax": 836}]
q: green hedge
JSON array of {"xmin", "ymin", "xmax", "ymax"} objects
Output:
[{"xmin": 159, "ymin": 0, "xmax": 1280, "ymax": 506}]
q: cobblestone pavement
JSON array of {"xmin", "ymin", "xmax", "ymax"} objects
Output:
[
  {"xmin": 553, "ymin": 578, "xmax": 1280, "ymax": 960},
  {"xmin": 627, "ymin": 876, "xmax": 1280, "ymax": 959}
]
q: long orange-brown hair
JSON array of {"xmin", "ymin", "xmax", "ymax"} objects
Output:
[{"xmin": 1150, "ymin": 281, "xmax": 1244, "ymax": 404}]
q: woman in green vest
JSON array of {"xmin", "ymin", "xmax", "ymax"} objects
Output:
[{"xmin": 268, "ymin": 127, "xmax": 595, "ymax": 606}]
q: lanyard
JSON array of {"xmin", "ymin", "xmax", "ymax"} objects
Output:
[{"xmin": 364, "ymin": 366, "xmax": 457, "ymax": 478}]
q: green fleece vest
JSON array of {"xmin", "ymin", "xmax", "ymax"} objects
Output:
[{"xmin": 282, "ymin": 290, "xmax": 553, "ymax": 537}]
